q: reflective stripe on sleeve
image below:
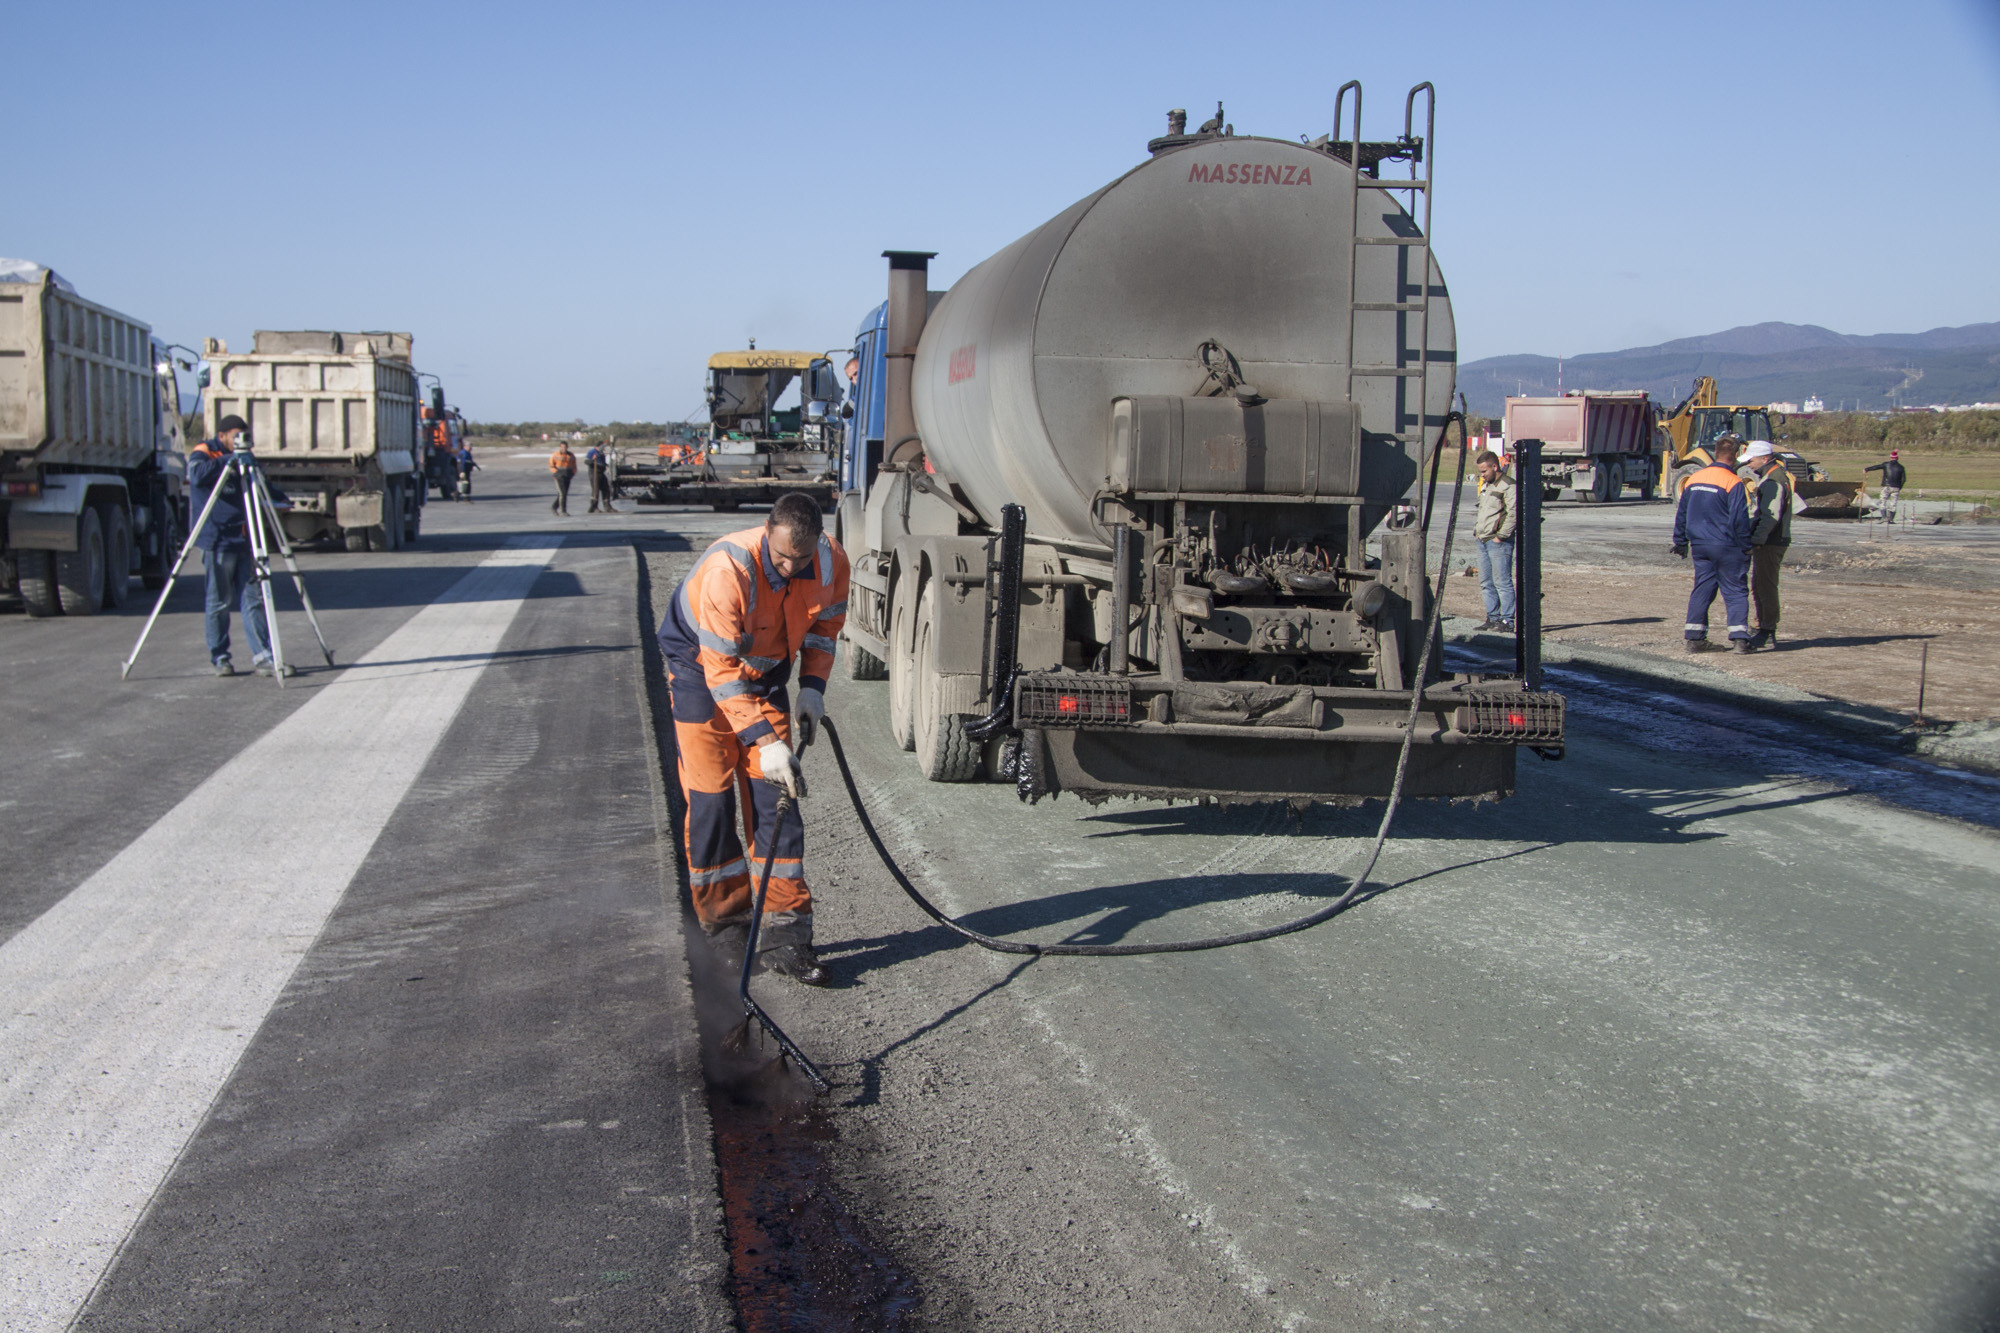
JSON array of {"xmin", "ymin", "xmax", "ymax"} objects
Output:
[
  {"xmin": 804, "ymin": 633, "xmax": 836, "ymax": 654},
  {"xmin": 742, "ymin": 654, "xmax": 783, "ymax": 673},
  {"xmin": 711, "ymin": 679, "xmax": 756, "ymax": 701},
  {"xmin": 819, "ymin": 600, "xmax": 847, "ymax": 618}
]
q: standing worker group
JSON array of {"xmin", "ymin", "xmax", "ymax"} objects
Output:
[
  {"xmin": 1738, "ymin": 441, "xmax": 1793, "ymax": 649},
  {"xmin": 187, "ymin": 415, "xmax": 291, "ymax": 677},
  {"xmin": 658, "ymin": 493, "xmax": 851, "ymax": 985},
  {"xmin": 1471, "ymin": 449, "xmax": 1516, "ymax": 632},
  {"xmin": 1865, "ymin": 450, "xmax": 1906, "ymax": 523},
  {"xmin": 548, "ymin": 441, "xmax": 576, "ymax": 514},
  {"xmin": 1672, "ymin": 431, "xmax": 1755, "ymax": 653}
]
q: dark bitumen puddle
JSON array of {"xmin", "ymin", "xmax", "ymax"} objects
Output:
[
  {"xmin": 1447, "ymin": 644, "xmax": 2000, "ymax": 829},
  {"xmin": 691, "ymin": 945, "xmax": 918, "ymax": 1331}
]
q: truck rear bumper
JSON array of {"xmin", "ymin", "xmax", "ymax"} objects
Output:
[
  {"xmin": 1007, "ymin": 671, "xmax": 1563, "ymax": 803},
  {"xmin": 1030, "ymin": 726, "xmax": 1517, "ymax": 803}
]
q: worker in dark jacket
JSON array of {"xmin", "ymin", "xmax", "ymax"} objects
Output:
[
  {"xmin": 584, "ymin": 442, "xmax": 617, "ymax": 513},
  {"xmin": 1739, "ymin": 442, "xmax": 1794, "ymax": 649},
  {"xmin": 1672, "ymin": 432, "xmax": 1755, "ymax": 653},
  {"xmin": 187, "ymin": 415, "xmax": 290, "ymax": 677},
  {"xmin": 1864, "ymin": 450, "xmax": 1906, "ymax": 522}
]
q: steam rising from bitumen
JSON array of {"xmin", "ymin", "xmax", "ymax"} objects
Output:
[{"xmin": 681, "ymin": 909, "xmax": 819, "ymax": 1109}]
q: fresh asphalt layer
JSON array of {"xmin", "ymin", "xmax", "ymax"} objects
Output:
[{"xmin": 0, "ymin": 462, "xmax": 730, "ymax": 1331}]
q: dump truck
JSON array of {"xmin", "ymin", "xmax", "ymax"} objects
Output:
[
  {"xmin": 630, "ymin": 349, "xmax": 842, "ymax": 510},
  {"xmin": 832, "ymin": 89, "xmax": 1563, "ymax": 804},
  {"xmin": 1504, "ymin": 392, "xmax": 1663, "ymax": 501},
  {"xmin": 200, "ymin": 330, "xmax": 422, "ymax": 550},
  {"xmin": 1, "ymin": 263, "xmax": 189, "ymax": 617}
]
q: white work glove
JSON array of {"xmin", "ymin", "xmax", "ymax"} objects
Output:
[
  {"xmin": 758, "ymin": 737, "xmax": 804, "ymax": 800},
  {"xmin": 795, "ymin": 687, "xmax": 825, "ymax": 748}
]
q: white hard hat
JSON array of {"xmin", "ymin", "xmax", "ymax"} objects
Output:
[{"xmin": 1741, "ymin": 442, "xmax": 1775, "ymax": 462}]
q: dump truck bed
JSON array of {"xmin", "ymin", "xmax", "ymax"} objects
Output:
[
  {"xmin": 202, "ymin": 331, "xmax": 418, "ymax": 475},
  {"xmin": 0, "ymin": 272, "xmax": 157, "ymax": 472}
]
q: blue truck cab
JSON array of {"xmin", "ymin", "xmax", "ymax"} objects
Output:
[{"xmin": 842, "ymin": 301, "xmax": 889, "ymax": 499}]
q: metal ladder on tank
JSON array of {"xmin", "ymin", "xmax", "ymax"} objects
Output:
[{"xmin": 1336, "ymin": 82, "xmax": 1438, "ymax": 457}]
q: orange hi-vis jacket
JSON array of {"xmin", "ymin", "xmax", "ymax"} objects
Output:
[
  {"xmin": 658, "ymin": 526, "xmax": 851, "ymax": 747},
  {"xmin": 549, "ymin": 446, "xmax": 575, "ymax": 475}
]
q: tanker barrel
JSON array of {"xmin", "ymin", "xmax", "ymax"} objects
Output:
[{"xmin": 882, "ymin": 251, "xmax": 936, "ymax": 466}]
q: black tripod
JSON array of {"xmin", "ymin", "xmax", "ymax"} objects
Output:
[{"xmin": 122, "ymin": 445, "xmax": 334, "ymax": 687}]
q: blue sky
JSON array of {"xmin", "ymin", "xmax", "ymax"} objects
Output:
[{"xmin": 6, "ymin": 0, "xmax": 1997, "ymax": 421}]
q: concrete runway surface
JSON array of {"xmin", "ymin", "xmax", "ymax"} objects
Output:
[{"xmin": 2, "ymin": 450, "xmax": 1995, "ymax": 1330}]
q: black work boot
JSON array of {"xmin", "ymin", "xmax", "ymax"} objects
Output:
[
  {"xmin": 1732, "ymin": 638, "xmax": 1753, "ymax": 654},
  {"xmin": 706, "ymin": 922, "xmax": 750, "ymax": 975},
  {"xmin": 1750, "ymin": 628, "xmax": 1775, "ymax": 651},
  {"xmin": 762, "ymin": 942, "xmax": 831, "ymax": 987},
  {"xmin": 1684, "ymin": 638, "xmax": 1708, "ymax": 654}
]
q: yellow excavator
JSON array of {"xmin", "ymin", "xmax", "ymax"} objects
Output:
[{"xmin": 1659, "ymin": 377, "xmax": 1861, "ymax": 515}]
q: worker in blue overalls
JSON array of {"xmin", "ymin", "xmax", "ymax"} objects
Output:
[{"xmin": 1672, "ymin": 431, "xmax": 1755, "ymax": 654}]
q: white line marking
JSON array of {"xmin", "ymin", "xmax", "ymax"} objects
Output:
[{"xmin": 0, "ymin": 536, "xmax": 563, "ymax": 1330}]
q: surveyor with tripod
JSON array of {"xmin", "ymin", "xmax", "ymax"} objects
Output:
[{"xmin": 188, "ymin": 415, "xmax": 291, "ymax": 677}]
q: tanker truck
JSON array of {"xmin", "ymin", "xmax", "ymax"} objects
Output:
[
  {"xmin": 833, "ymin": 88, "xmax": 1563, "ymax": 805},
  {"xmin": 199, "ymin": 330, "xmax": 422, "ymax": 551},
  {"xmin": 1, "ymin": 263, "xmax": 189, "ymax": 617}
]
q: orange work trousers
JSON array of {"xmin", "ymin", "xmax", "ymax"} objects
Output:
[{"xmin": 665, "ymin": 658, "xmax": 809, "ymax": 926}]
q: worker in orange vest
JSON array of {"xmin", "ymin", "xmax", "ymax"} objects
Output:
[
  {"xmin": 656, "ymin": 494, "xmax": 851, "ymax": 984},
  {"xmin": 548, "ymin": 442, "xmax": 576, "ymax": 515}
]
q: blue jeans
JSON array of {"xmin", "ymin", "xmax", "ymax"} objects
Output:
[
  {"xmin": 203, "ymin": 547, "xmax": 270, "ymax": 665},
  {"xmin": 1685, "ymin": 545, "xmax": 1751, "ymax": 642},
  {"xmin": 1477, "ymin": 538, "xmax": 1516, "ymax": 621}
]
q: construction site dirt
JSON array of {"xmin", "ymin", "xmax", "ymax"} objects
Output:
[{"xmin": 1443, "ymin": 491, "xmax": 2000, "ymax": 733}]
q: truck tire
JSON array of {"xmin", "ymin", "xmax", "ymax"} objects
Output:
[
  {"xmin": 843, "ymin": 632, "xmax": 888, "ymax": 681},
  {"xmin": 888, "ymin": 577, "xmax": 917, "ymax": 751},
  {"xmin": 56, "ymin": 508, "xmax": 106, "ymax": 616},
  {"xmin": 18, "ymin": 549, "xmax": 59, "ymax": 617},
  {"xmin": 914, "ymin": 581, "xmax": 980, "ymax": 782},
  {"xmin": 143, "ymin": 498, "xmax": 185, "ymax": 590},
  {"xmin": 100, "ymin": 502, "xmax": 133, "ymax": 609},
  {"xmin": 1542, "ymin": 485, "xmax": 1562, "ymax": 502},
  {"xmin": 405, "ymin": 487, "xmax": 422, "ymax": 545},
  {"xmin": 345, "ymin": 528, "xmax": 371, "ymax": 553}
]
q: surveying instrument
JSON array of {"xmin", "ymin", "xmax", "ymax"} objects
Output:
[{"xmin": 122, "ymin": 436, "xmax": 335, "ymax": 687}]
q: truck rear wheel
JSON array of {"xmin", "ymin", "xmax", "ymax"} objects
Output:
[
  {"xmin": 843, "ymin": 632, "xmax": 888, "ymax": 681},
  {"xmin": 888, "ymin": 577, "xmax": 917, "ymax": 751},
  {"xmin": 143, "ymin": 497, "xmax": 185, "ymax": 590},
  {"xmin": 1638, "ymin": 460, "xmax": 1658, "ymax": 501},
  {"xmin": 345, "ymin": 528, "xmax": 371, "ymax": 553},
  {"xmin": 914, "ymin": 581, "xmax": 980, "ymax": 782},
  {"xmin": 56, "ymin": 508, "xmax": 105, "ymax": 616},
  {"xmin": 18, "ymin": 550, "xmax": 59, "ymax": 617},
  {"xmin": 100, "ymin": 502, "xmax": 133, "ymax": 609}
]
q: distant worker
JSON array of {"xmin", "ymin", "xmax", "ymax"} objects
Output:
[
  {"xmin": 548, "ymin": 441, "xmax": 576, "ymax": 515},
  {"xmin": 1864, "ymin": 450, "xmax": 1906, "ymax": 522},
  {"xmin": 187, "ymin": 415, "xmax": 291, "ymax": 678},
  {"xmin": 585, "ymin": 441, "xmax": 617, "ymax": 513},
  {"xmin": 657, "ymin": 493, "xmax": 852, "ymax": 986},
  {"xmin": 1739, "ymin": 442, "xmax": 1794, "ymax": 650},
  {"xmin": 455, "ymin": 442, "xmax": 477, "ymax": 500},
  {"xmin": 1471, "ymin": 449, "xmax": 1516, "ymax": 632},
  {"xmin": 1671, "ymin": 432, "xmax": 1755, "ymax": 653}
]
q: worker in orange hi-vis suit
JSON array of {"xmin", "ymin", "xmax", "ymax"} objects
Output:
[{"xmin": 656, "ymin": 493, "xmax": 850, "ymax": 985}]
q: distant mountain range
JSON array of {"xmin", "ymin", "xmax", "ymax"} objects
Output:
[{"xmin": 1456, "ymin": 322, "xmax": 2000, "ymax": 418}]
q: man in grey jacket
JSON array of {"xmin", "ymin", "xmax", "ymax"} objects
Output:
[
  {"xmin": 1472, "ymin": 450, "xmax": 1516, "ymax": 631},
  {"xmin": 1739, "ymin": 442, "xmax": 1793, "ymax": 649}
]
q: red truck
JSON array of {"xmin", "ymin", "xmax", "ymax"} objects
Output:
[{"xmin": 1504, "ymin": 392, "xmax": 1663, "ymax": 502}]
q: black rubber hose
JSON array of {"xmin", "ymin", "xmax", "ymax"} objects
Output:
[{"xmin": 819, "ymin": 412, "xmax": 1472, "ymax": 957}]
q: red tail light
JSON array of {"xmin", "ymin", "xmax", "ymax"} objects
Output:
[
  {"xmin": 1507, "ymin": 712, "xmax": 1527, "ymax": 728},
  {"xmin": 1057, "ymin": 695, "xmax": 1080, "ymax": 714}
]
